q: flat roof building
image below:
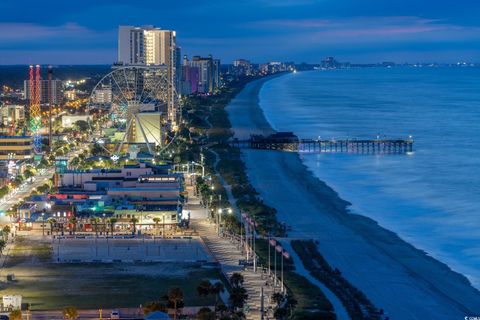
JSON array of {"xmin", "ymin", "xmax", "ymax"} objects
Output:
[{"xmin": 0, "ymin": 136, "xmax": 33, "ymax": 160}]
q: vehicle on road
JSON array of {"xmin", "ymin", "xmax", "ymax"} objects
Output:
[{"xmin": 110, "ymin": 310, "xmax": 120, "ymax": 319}]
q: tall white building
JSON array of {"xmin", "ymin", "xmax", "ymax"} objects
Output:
[
  {"xmin": 118, "ymin": 25, "xmax": 176, "ymax": 69},
  {"xmin": 118, "ymin": 26, "xmax": 146, "ymax": 65},
  {"xmin": 117, "ymin": 25, "xmax": 178, "ymax": 125},
  {"xmin": 92, "ymin": 85, "xmax": 112, "ymax": 104},
  {"xmin": 188, "ymin": 55, "xmax": 221, "ymax": 94}
]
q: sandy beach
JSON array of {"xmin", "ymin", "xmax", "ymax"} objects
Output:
[{"xmin": 226, "ymin": 75, "xmax": 480, "ymax": 319}]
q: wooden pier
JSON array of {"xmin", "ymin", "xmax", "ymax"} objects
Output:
[{"xmin": 230, "ymin": 132, "xmax": 413, "ymax": 154}]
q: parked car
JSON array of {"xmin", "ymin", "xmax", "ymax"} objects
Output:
[{"xmin": 110, "ymin": 310, "xmax": 120, "ymax": 319}]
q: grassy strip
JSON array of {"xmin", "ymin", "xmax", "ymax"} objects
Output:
[
  {"xmin": 291, "ymin": 240, "xmax": 383, "ymax": 320},
  {"xmin": 1, "ymin": 237, "xmax": 220, "ymax": 310},
  {"xmin": 255, "ymin": 239, "xmax": 335, "ymax": 319}
]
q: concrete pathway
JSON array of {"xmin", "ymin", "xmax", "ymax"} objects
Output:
[
  {"xmin": 198, "ymin": 117, "xmax": 279, "ymax": 319},
  {"xmin": 192, "ymin": 219, "xmax": 277, "ymax": 320}
]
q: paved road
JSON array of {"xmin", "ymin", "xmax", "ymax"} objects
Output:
[
  {"xmin": 0, "ymin": 144, "xmax": 88, "ymax": 223},
  {"xmin": 27, "ymin": 307, "xmax": 143, "ymax": 319},
  {"xmin": 0, "ymin": 168, "xmax": 54, "ymax": 215}
]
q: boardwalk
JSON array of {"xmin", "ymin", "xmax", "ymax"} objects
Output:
[
  {"xmin": 192, "ymin": 219, "xmax": 277, "ymax": 320},
  {"xmin": 185, "ymin": 182, "xmax": 277, "ymax": 320}
]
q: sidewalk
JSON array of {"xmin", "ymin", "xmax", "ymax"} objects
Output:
[
  {"xmin": 191, "ymin": 219, "xmax": 277, "ymax": 320},
  {"xmin": 184, "ymin": 178, "xmax": 278, "ymax": 319}
]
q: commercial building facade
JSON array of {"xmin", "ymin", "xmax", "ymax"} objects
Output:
[
  {"xmin": 0, "ymin": 136, "xmax": 33, "ymax": 160},
  {"xmin": 182, "ymin": 55, "xmax": 221, "ymax": 94},
  {"xmin": 23, "ymin": 79, "xmax": 63, "ymax": 105}
]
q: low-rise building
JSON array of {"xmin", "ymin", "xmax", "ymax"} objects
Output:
[
  {"xmin": 0, "ymin": 136, "xmax": 33, "ymax": 160},
  {"xmin": 50, "ymin": 163, "xmax": 184, "ymax": 232},
  {"xmin": 61, "ymin": 115, "xmax": 92, "ymax": 128}
]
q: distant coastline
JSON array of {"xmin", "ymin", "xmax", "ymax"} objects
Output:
[{"xmin": 226, "ymin": 73, "xmax": 480, "ymax": 319}]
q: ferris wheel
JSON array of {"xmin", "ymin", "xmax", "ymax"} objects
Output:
[{"xmin": 88, "ymin": 65, "xmax": 180, "ymax": 159}]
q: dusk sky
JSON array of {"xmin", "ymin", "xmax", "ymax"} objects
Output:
[{"xmin": 1, "ymin": 0, "xmax": 479, "ymax": 64}]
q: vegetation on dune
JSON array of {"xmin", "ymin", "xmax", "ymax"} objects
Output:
[
  {"xmin": 292, "ymin": 240, "xmax": 382, "ymax": 320},
  {"xmin": 62, "ymin": 306, "xmax": 79, "ymax": 319}
]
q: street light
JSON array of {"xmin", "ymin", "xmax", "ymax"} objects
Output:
[
  {"xmin": 41, "ymin": 212, "xmax": 45, "ymax": 236},
  {"xmin": 102, "ymin": 213, "xmax": 106, "ymax": 233},
  {"xmin": 217, "ymin": 208, "xmax": 232, "ymax": 236}
]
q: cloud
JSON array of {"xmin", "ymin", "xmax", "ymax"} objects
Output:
[
  {"xmin": 181, "ymin": 16, "xmax": 480, "ymax": 63},
  {"xmin": 256, "ymin": 0, "xmax": 322, "ymax": 7},
  {"xmin": 0, "ymin": 23, "xmax": 94, "ymax": 41},
  {"xmin": 246, "ymin": 16, "xmax": 479, "ymax": 41},
  {"xmin": 0, "ymin": 48, "xmax": 115, "ymax": 65}
]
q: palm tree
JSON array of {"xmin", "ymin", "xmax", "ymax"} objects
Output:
[
  {"xmin": 9, "ymin": 310, "xmax": 22, "ymax": 320},
  {"xmin": 197, "ymin": 279, "xmax": 212, "ymax": 298},
  {"xmin": 47, "ymin": 217, "xmax": 57, "ymax": 235},
  {"xmin": 153, "ymin": 217, "xmax": 161, "ymax": 236},
  {"xmin": 108, "ymin": 218, "xmax": 117, "ymax": 235},
  {"xmin": 69, "ymin": 216, "xmax": 78, "ymax": 235},
  {"xmin": 62, "ymin": 306, "xmax": 79, "ymax": 319},
  {"xmin": 0, "ymin": 239, "xmax": 5, "ymax": 253},
  {"xmin": 196, "ymin": 307, "xmax": 215, "ymax": 320},
  {"xmin": 166, "ymin": 287, "xmax": 184, "ymax": 320},
  {"xmin": 285, "ymin": 295, "xmax": 298, "ymax": 318},
  {"xmin": 230, "ymin": 273, "xmax": 244, "ymax": 288},
  {"xmin": 2, "ymin": 225, "xmax": 11, "ymax": 240},
  {"xmin": 229, "ymin": 286, "xmax": 248, "ymax": 311},
  {"xmin": 130, "ymin": 217, "xmax": 139, "ymax": 235},
  {"xmin": 197, "ymin": 280, "xmax": 225, "ymax": 315},
  {"xmin": 70, "ymin": 157, "xmax": 80, "ymax": 169},
  {"xmin": 271, "ymin": 292, "xmax": 284, "ymax": 307},
  {"xmin": 90, "ymin": 217, "xmax": 99, "ymax": 237},
  {"xmin": 210, "ymin": 282, "xmax": 225, "ymax": 313},
  {"xmin": 229, "ymin": 273, "xmax": 247, "ymax": 311},
  {"xmin": 143, "ymin": 301, "xmax": 166, "ymax": 315}
]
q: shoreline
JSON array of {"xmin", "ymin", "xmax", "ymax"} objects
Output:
[{"xmin": 226, "ymin": 75, "xmax": 480, "ymax": 319}]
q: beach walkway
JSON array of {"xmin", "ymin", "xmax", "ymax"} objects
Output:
[
  {"xmin": 192, "ymin": 219, "xmax": 276, "ymax": 320},
  {"xmin": 185, "ymin": 182, "xmax": 277, "ymax": 320}
]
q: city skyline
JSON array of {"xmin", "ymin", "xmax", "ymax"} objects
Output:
[{"xmin": 1, "ymin": 0, "xmax": 480, "ymax": 64}]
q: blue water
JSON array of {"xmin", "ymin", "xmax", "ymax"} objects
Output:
[{"xmin": 259, "ymin": 67, "xmax": 480, "ymax": 288}]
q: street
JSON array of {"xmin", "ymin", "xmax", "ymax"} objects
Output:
[{"xmin": 0, "ymin": 143, "xmax": 88, "ymax": 224}]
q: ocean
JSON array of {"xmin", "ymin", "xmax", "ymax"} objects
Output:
[{"xmin": 258, "ymin": 67, "xmax": 480, "ymax": 288}]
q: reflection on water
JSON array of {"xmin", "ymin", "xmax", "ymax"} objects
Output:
[{"xmin": 259, "ymin": 67, "xmax": 480, "ymax": 288}]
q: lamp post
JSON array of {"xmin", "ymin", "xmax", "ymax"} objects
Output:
[
  {"xmin": 190, "ymin": 161, "xmax": 205, "ymax": 178},
  {"xmin": 102, "ymin": 213, "xmax": 106, "ymax": 233},
  {"xmin": 268, "ymin": 234, "xmax": 271, "ymax": 277},
  {"xmin": 240, "ymin": 214, "xmax": 243, "ymax": 250},
  {"xmin": 252, "ymin": 220, "xmax": 257, "ymax": 273},
  {"xmin": 41, "ymin": 212, "xmax": 45, "ymax": 236},
  {"xmin": 217, "ymin": 207, "xmax": 232, "ymax": 236}
]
